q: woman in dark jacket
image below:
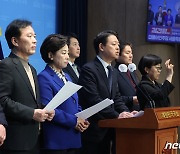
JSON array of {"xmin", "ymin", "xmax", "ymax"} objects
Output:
[
  {"xmin": 115, "ymin": 42, "xmax": 139, "ymax": 111},
  {"xmin": 136, "ymin": 54, "xmax": 174, "ymax": 110}
]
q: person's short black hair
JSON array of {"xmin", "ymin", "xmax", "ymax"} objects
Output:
[
  {"xmin": 66, "ymin": 33, "xmax": 79, "ymax": 47},
  {"xmin": 5, "ymin": 19, "xmax": 32, "ymax": 49},
  {"xmin": 138, "ymin": 54, "xmax": 162, "ymax": 75},
  {"xmin": 167, "ymin": 9, "xmax": 172, "ymax": 12},
  {"xmin": 158, "ymin": 5, "xmax": 162, "ymax": 9},
  {"xmin": 119, "ymin": 41, "xmax": 132, "ymax": 56},
  {"xmin": 40, "ymin": 34, "xmax": 67, "ymax": 64},
  {"xmin": 93, "ymin": 30, "xmax": 119, "ymax": 55}
]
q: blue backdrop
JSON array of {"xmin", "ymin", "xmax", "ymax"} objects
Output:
[{"xmin": 0, "ymin": 0, "xmax": 58, "ymax": 73}]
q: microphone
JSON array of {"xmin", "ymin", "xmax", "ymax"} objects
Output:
[{"xmin": 136, "ymin": 83, "xmax": 155, "ymax": 109}]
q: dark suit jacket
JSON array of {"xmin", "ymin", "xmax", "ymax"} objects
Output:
[
  {"xmin": 115, "ymin": 63, "xmax": 139, "ymax": 111},
  {"xmin": 137, "ymin": 75, "xmax": 175, "ymax": 110},
  {"xmin": 63, "ymin": 63, "xmax": 80, "ymax": 84},
  {"xmin": 0, "ymin": 53, "xmax": 40, "ymax": 150},
  {"xmin": 0, "ymin": 105, "xmax": 7, "ymax": 126},
  {"xmin": 78, "ymin": 57, "xmax": 129, "ymax": 142}
]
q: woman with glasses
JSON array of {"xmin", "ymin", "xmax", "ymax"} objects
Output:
[{"xmin": 136, "ymin": 54, "xmax": 174, "ymax": 110}]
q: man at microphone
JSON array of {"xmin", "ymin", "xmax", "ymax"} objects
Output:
[
  {"xmin": 137, "ymin": 54, "xmax": 174, "ymax": 110},
  {"xmin": 78, "ymin": 30, "xmax": 136, "ymax": 154}
]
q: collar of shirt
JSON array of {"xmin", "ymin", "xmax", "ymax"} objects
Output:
[
  {"xmin": 18, "ymin": 57, "xmax": 30, "ymax": 71},
  {"xmin": 68, "ymin": 61, "xmax": 74, "ymax": 66},
  {"xmin": 97, "ymin": 55, "xmax": 111, "ymax": 77}
]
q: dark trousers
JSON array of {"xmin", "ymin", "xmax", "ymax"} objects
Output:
[
  {"xmin": 0, "ymin": 147, "xmax": 39, "ymax": 154},
  {"xmin": 0, "ymin": 137, "xmax": 40, "ymax": 154},
  {"xmin": 80, "ymin": 129, "xmax": 115, "ymax": 154},
  {"xmin": 41, "ymin": 149, "xmax": 80, "ymax": 154}
]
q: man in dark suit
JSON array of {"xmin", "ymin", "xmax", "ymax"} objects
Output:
[
  {"xmin": 148, "ymin": 4, "xmax": 154, "ymax": 25},
  {"xmin": 63, "ymin": 33, "xmax": 81, "ymax": 84},
  {"xmin": 0, "ymin": 19, "xmax": 54, "ymax": 154},
  {"xmin": 78, "ymin": 30, "xmax": 135, "ymax": 154}
]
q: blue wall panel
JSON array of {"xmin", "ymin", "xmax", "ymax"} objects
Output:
[{"xmin": 0, "ymin": 0, "xmax": 57, "ymax": 73}]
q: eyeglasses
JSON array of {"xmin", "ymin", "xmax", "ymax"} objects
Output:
[{"xmin": 154, "ymin": 66, "xmax": 162, "ymax": 71}]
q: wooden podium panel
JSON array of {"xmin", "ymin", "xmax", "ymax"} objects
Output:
[
  {"xmin": 157, "ymin": 128, "xmax": 176, "ymax": 154},
  {"xmin": 99, "ymin": 107, "xmax": 180, "ymax": 154}
]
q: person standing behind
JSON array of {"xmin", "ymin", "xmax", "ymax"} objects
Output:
[
  {"xmin": 137, "ymin": 54, "xmax": 174, "ymax": 110},
  {"xmin": 148, "ymin": 4, "xmax": 154, "ymax": 25},
  {"xmin": 63, "ymin": 33, "xmax": 81, "ymax": 84},
  {"xmin": 164, "ymin": 9, "xmax": 173, "ymax": 27},
  {"xmin": 155, "ymin": 6, "xmax": 164, "ymax": 26},
  {"xmin": 78, "ymin": 30, "xmax": 135, "ymax": 154},
  {"xmin": 115, "ymin": 42, "xmax": 140, "ymax": 111},
  {"xmin": 0, "ymin": 19, "xmax": 54, "ymax": 154},
  {"xmin": 38, "ymin": 34, "xmax": 89, "ymax": 154},
  {"xmin": 175, "ymin": 8, "xmax": 180, "ymax": 24}
]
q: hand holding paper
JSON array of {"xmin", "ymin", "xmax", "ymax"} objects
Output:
[
  {"xmin": 75, "ymin": 118, "xmax": 90, "ymax": 132},
  {"xmin": 44, "ymin": 81, "xmax": 82, "ymax": 111},
  {"xmin": 75, "ymin": 98, "xmax": 114, "ymax": 119}
]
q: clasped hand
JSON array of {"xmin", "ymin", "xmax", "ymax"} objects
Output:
[{"xmin": 75, "ymin": 118, "xmax": 90, "ymax": 132}]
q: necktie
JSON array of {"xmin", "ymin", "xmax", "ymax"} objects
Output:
[
  {"xmin": 126, "ymin": 70, "xmax": 136, "ymax": 90},
  {"xmin": 72, "ymin": 64, "xmax": 79, "ymax": 77},
  {"xmin": 107, "ymin": 65, "xmax": 113, "ymax": 93}
]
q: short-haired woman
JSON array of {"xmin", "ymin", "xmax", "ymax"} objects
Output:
[{"xmin": 136, "ymin": 54, "xmax": 174, "ymax": 110}]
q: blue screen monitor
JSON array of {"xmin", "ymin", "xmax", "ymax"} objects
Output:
[{"xmin": 147, "ymin": 0, "xmax": 180, "ymax": 43}]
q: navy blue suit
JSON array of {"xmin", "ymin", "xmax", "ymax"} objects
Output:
[
  {"xmin": 115, "ymin": 63, "xmax": 140, "ymax": 111},
  {"xmin": 38, "ymin": 65, "xmax": 82, "ymax": 150},
  {"xmin": 78, "ymin": 57, "xmax": 129, "ymax": 154}
]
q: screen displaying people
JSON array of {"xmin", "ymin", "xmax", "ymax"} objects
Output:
[{"xmin": 147, "ymin": 0, "xmax": 180, "ymax": 43}]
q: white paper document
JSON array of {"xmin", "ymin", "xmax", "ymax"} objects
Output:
[
  {"xmin": 75, "ymin": 98, "xmax": 114, "ymax": 119},
  {"xmin": 44, "ymin": 81, "xmax": 82, "ymax": 111}
]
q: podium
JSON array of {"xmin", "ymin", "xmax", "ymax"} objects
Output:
[{"xmin": 99, "ymin": 107, "xmax": 180, "ymax": 154}]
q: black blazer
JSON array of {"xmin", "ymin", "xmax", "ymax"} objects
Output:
[
  {"xmin": 78, "ymin": 57, "xmax": 129, "ymax": 142},
  {"xmin": 136, "ymin": 75, "xmax": 175, "ymax": 110},
  {"xmin": 0, "ymin": 105, "xmax": 7, "ymax": 126},
  {"xmin": 63, "ymin": 63, "xmax": 80, "ymax": 84},
  {"xmin": 0, "ymin": 53, "xmax": 40, "ymax": 150},
  {"xmin": 115, "ymin": 64, "xmax": 139, "ymax": 111}
]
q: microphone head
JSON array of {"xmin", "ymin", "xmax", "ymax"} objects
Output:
[
  {"xmin": 118, "ymin": 64, "xmax": 127, "ymax": 72},
  {"xmin": 128, "ymin": 63, "xmax": 136, "ymax": 72}
]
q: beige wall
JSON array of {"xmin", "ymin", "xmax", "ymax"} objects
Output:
[{"xmin": 87, "ymin": 0, "xmax": 180, "ymax": 107}]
